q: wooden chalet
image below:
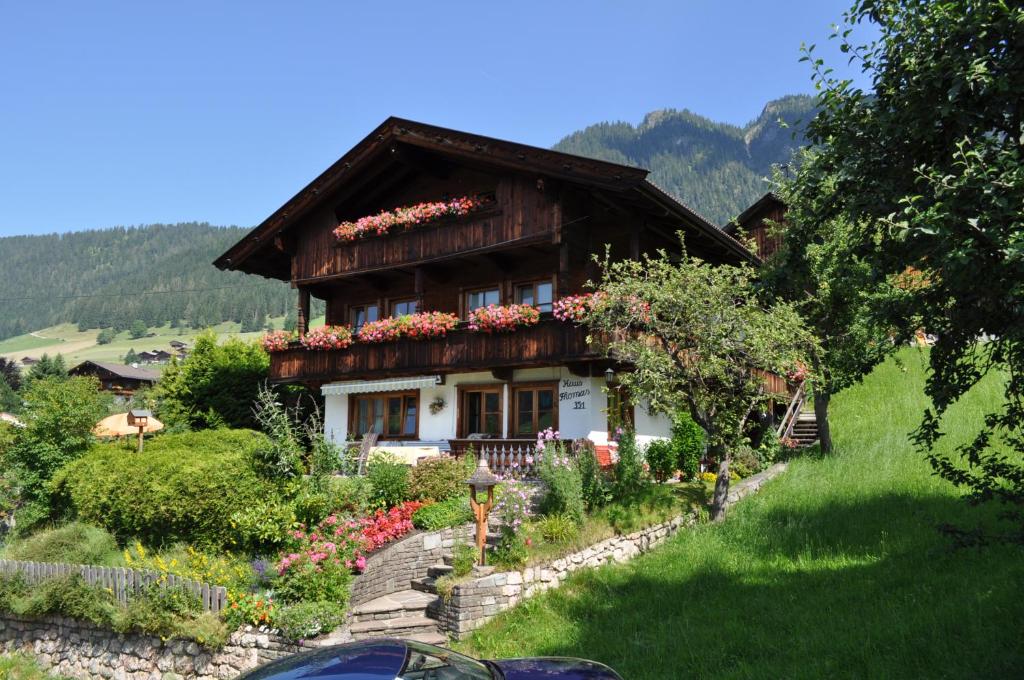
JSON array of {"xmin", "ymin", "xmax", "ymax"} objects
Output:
[
  {"xmin": 217, "ymin": 117, "xmax": 753, "ymax": 451},
  {"xmin": 68, "ymin": 360, "xmax": 159, "ymax": 397},
  {"xmin": 723, "ymin": 192, "xmax": 787, "ymax": 260}
]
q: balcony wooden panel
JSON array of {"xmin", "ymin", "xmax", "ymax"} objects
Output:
[{"xmin": 270, "ymin": 318, "xmax": 599, "ymax": 383}]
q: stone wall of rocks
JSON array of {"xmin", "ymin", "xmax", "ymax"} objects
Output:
[
  {"xmin": 349, "ymin": 524, "xmax": 475, "ymax": 606},
  {"xmin": 0, "ymin": 614, "xmax": 303, "ymax": 680},
  {"xmin": 438, "ymin": 462, "xmax": 788, "ymax": 639}
]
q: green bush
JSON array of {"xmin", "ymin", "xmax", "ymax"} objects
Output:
[
  {"xmin": 644, "ymin": 439, "xmax": 678, "ymax": 483},
  {"xmin": 412, "ymin": 496, "xmax": 473, "ymax": 531},
  {"xmin": 273, "ymin": 600, "xmax": 346, "ymax": 640},
  {"xmin": 112, "ymin": 584, "xmax": 229, "ymax": 649},
  {"xmin": 538, "ymin": 442, "xmax": 584, "ymax": 525},
  {"xmin": 537, "ymin": 514, "xmax": 579, "ymax": 544},
  {"xmin": 0, "ymin": 573, "xmax": 28, "ymax": 612},
  {"xmin": 408, "ymin": 456, "xmax": 472, "ymax": 501},
  {"xmin": 17, "ymin": 574, "xmax": 116, "ymax": 627},
  {"xmin": 366, "ymin": 453, "xmax": 410, "ymax": 509},
  {"xmin": 672, "ymin": 413, "xmax": 705, "ymax": 480},
  {"xmin": 229, "ymin": 498, "xmax": 296, "ymax": 554},
  {"xmin": 451, "ymin": 542, "xmax": 478, "ymax": 577},
  {"xmin": 273, "ymin": 556, "xmax": 352, "ymax": 607},
  {"xmin": 52, "ymin": 429, "xmax": 279, "ymax": 548},
  {"xmin": 576, "ymin": 439, "xmax": 610, "ymax": 511},
  {"xmin": 490, "ymin": 528, "xmax": 528, "ymax": 571},
  {"xmin": 1, "ymin": 523, "xmax": 119, "ymax": 565},
  {"xmin": 612, "ymin": 430, "xmax": 647, "ymax": 503}
]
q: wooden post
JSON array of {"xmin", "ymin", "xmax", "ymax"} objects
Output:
[
  {"xmin": 137, "ymin": 425, "xmax": 144, "ymax": 453},
  {"xmin": 414, "ymin": 266, "xmax": 425, "ymax": 312},
  {"xmin": 297, "ymin": 288, "xmax": 310, "ymax": 335},
  {"xmin": 469, "ymin": 485, "xmax": 495, "ymax": 565},
  {"xmin": 558, "ymin": 240, "xmax": 570, "ymax": 298}
]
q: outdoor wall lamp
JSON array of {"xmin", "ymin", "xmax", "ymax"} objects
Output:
[
  {"xmin": 604, "ymin": 367, "xmax": 616, "ymax": 385},
  {"xmin": 466, "ymin": 451, "xmax": 499, "ymax": 566}
]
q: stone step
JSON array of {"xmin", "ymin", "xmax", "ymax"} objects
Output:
[
  {"xmin": 349, "ymin": 615, "xmax": 441, "ymax": 640},
  {"xmin": 349, "ymin": 589, "xmax": 437, "ymax": 623},
  {"xmin": 406, "ymin": 631, "xmax": 448, "ymax": 646},
  {"xmin": 427, "ymin": 564, "xmax": 454, "ymax": 579},
  {"xmin": 411, "ymin": 576, "xmax": 438, "ymax": 594}
]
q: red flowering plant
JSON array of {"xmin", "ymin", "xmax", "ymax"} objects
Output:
[
  {"xmin": 224, "ymin": 591, "xmax": 277, "ymax": 628},
  {"xmin": 301, "ymin": 325, "xmax": 354, "ymax": 351},
  {"xmin": 356, "ymin": 312, "xmax": 459, "ymax": 344},
  {"xmin": 785, "ymin": 361, "xmax": 809, "ymax": 383},
  {"xmin": 261, "ymin": 330, "xmax": 296, "ymax": 352},
  {"xmin": 334, "ymin": 196, "xmax": 490, "ymax": 241},
  {"xmin": 468, "ymin": 304, "xmax": 541, "ymax": 333},
  {"xmin": 780, "ymin": 435, "xmax": 800, "ymax": 450},
  {"xmin": 358, "ymin": 501, "xmax": 427, "ymax": 551},
  {"xmin": 552, "ymin": 292, "xmax": 606, "ymax": 323}
]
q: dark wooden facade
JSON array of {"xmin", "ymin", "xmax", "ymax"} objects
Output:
[
  {"xmin": 216, "ymin": 118, "xmax": 753, "ymax": 385},
  {"xmin": 68, "ymin": 361, "xmax": 159, "ymax": 396},
  {"xmin": 724, "ymin": 192, "xmax": 787, "ymax": 261}
]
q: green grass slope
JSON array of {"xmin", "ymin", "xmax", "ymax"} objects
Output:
[{"xmin": 456, "ymin": 351, "xmax": 1024, "ymax": 678}]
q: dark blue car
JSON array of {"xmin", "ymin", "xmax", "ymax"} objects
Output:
[{"xmin": 237, "ymin": 638, "xmax": 624, "ymax": 680}]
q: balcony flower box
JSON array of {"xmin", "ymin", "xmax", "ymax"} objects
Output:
[
  {"xmin": 356, "ymin": 311, "xmax": 460, "ymax": 344},
  {"xmin": 552, "ymin": 292, "xmax": 606, "ymax": 323},
  {"xmin": 468, "ymin": 303, "xmax": 541, "ymax": 333},
  {"xmin": 333, "ymin": 195, "xmax": 493, "ymax": 242},
  {"xmin": 261, "ymin": 330, "xmax": 297, "ymax": 353},
  {"xmin": 301, "ymin": 325, "xmax": 354, "ymax": 351}
]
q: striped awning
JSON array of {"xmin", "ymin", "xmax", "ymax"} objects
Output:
[{"xmin": 321, "ymin": 376, "xmax": 441, "ymax": 396}]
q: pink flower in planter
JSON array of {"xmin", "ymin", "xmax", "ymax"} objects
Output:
[
  {"xmin": 261, "ymin": 330, "xmax": 297, "ymax": 352},
  {"xmin": 334, "ymin": 196, "xmax": 491, "ymax": 241},
  {"xmin": 468, "ymin": 304, "xmax": 540, "ymax": 333},
  {"xmin": 301, "ymin": 325, "xmax": 354, "ymax": 351}
]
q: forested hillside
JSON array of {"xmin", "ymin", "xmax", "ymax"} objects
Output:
[
  {"xmin": 554, "ymin": 95, "xmax": 816, "ymax": 224},
  {"xmin": 0, "ymin": 223, "xmax": 294, "ymax": 341}
]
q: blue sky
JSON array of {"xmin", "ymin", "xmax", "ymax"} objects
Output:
[{"xmin": 0, "ymin": 1, "xmax": 871, "ymax": 236}]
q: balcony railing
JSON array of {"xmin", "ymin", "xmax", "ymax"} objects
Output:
[{"xmin": 270, "ymin": 317, "xmax": 600, "ymax": 383}]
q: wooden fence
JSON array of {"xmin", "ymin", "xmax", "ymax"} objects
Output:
[{"xmin": 0, "ymin": 559, "xmax": 228, "ymax": 614}]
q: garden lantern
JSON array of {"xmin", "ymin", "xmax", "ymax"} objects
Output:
[
  {"xmin": 604, "ymin": 367, "xmax": 616, "ymax": 385},
  {"xmin": 466, "ymin": 451, "xmax": 499, "ymax": 566}
]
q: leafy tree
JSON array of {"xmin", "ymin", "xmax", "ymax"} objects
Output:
[
  {"xmin": 0, "ymin": 377, "xmax": 19, "ymax": 413},
  {"xmin": 95, "ymin": 328, "xmax": 117, "ymax": 345},
  {"xmin": 757, "ymin": 175, "xmax": 901, "ymax": 452},
  {"xmin": 789, "ymin": 0, "xmax": 1024, "ymax": 536},
  {"xmin": 0, "ymin": 357, "xmax": 22, "ymax": 393},
  {"xmin": 6, "ymin": 376, "xmax": 110, "ymax": 532},
  {"xmin": 587, "ymin": 249, "xmax": 815, "ymax": 519},
  {"xmin": 129, "ymin": 320, "xmax": 148, "ymax": 339},
  {"xmin": 123, "ymin": 348, "xmax": 140, "ymax": 365},
  {"xmin": 26, "ymin": 354, "xmax": 67, "ymax": 382},
  {"xmin": 153, "ymin": 330, "xmax": 269, "ymax": 429}
]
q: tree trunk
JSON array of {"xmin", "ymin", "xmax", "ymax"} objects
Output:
[
  {"xmin": 814, "ymin": 389, "xmax": 833, "ymax": 454},
  {"xmin": 710, "ymin": 445, "xmax": 731, "ymax": 521}
]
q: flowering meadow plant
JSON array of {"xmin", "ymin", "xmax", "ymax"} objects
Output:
[
  {"xmin": 301, "ymin": 325, "xmax": 354, "ymax": 351},
  {"xmin": 225, "ymin": 591, "xmax": 277, "ymax": 628},
  {"xmin": 493, "ymin": 481, "xmax": 533, "ymax": 532},
  {"xmin": 334, "ymin": 196, "xmax": 490, "ymax": 241},
  {"xmin": 261, "ymin": 330, "xmax": 297, "ymax": 352},
  {"xmin": 356, "ymin": 312, "xmax": 459, "ymax": 344},
  {"xmin": 468, "ymin": 303, "xmax": 541, "ymax": 333}
]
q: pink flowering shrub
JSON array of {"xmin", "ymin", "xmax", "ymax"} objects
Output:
[
  {"xmin": 334, "ymin": 196, "xmax": 490, "ymax": 241},
  {"xmin": 780, "ymin": 435, "xmax": 800, "ymax": 449},
  {"xmin": 785, "ymin": 361, "xmax": 809, "ymax": 383},
  {"xmin": 261, "ymin": 330, "xmax": 296, "ymax": 352},
  {"xmin": 493, "ymin": 481, "xmax": 533, "ymax": 532},
  {"xmin": 356, "ymin": 312, "xmax": 459, "ymax": 343},
  {"xmin": 468, "ymin": 304, "xmax": 541, "ymax": 333},
  {"xmin": 301, "ymin": 325, "xmax": 354, "ymax": 351}
]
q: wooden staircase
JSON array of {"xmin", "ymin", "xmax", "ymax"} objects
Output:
[
  {"xmin": 790, "ymin": 410, "xmax": 819, "ymax": 447},
  {"xmin": 777, "ymin": 382, "xmax": 819, "ymax": 448}
]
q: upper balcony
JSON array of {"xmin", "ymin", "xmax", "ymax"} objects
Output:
[{"xmin": 270, "ymin": 316, "xmax": 600, "ymax": 383}]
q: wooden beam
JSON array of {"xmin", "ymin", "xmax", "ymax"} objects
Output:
[
  {"xmin": 558, "ymin": 241, "xmax": 570, "ymax": 298},
  {"xmin": 297, "ymin": 288, "xmax": 310, "ymax": 335},
  {"xmin": 414, "ymin": 266, "xmax": 425, "ymax": 311}
]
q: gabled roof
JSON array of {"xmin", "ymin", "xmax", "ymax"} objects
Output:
[
  {"xmin": 215, "ymin": 117, "xmax": 752, "ymax": 278},
  {"xmin": 69, "ymin": 361, "xmax": 159, "ymax": 382},
  {"xmin": 723, "ymin": 192, "xmax": 786, "ymax": 236}
]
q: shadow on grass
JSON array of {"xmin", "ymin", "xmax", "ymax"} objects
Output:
[{"xmin": 465, "ymin": 494, "xmax": 1024, "ymax": 680}]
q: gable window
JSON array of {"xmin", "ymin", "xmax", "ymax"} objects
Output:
[
  {"xmin": 465, "ymin": 287, "xmax": 501, "ymax": 316},
  {"xmin": 511, "ymin": 383, "xmax": 558, "ymax": 436},
  {"xmin": 391, "ymin": 298, "xmax": 419, "ymax": 318},
  {"xmin": 515, "ymin": 280, "xmax": 553, "ymax": 313},
  {"xmin": 350, "ymin": 303, "xmax": 379, "ymax": 331},
  {"xmin": 459, "ymin": 386, "xmax": 503, "ymax": 437},
  {"xmin": 350, "ymin": 391, "xmax": 418, "ymax": 438}
]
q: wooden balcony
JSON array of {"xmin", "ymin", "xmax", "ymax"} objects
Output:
[{"xmin": 270, "ymin": 317, "xmax": 601, "ymax": 383}]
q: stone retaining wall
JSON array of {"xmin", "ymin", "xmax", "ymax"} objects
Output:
[
  {"xmin": 0, "ymin": 614, "xmax": 303, "ymax": 680},
  {"xmin": 349, "ymin": 524, "xmax": 475, "ymax": 606},
  {"xmin": 438, "ymin": 462, "xmax": 788, "ymax": 639}
]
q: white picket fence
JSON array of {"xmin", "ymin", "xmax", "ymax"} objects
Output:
[{"xmin": 0, "ymin": 559, "xmax": 228, "ymax": 613}]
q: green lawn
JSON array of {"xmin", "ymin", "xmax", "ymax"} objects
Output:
[
  {"xmin": 0, "ymin": 653, "xmax": 70, "ymax": 679},
  {"xmin": 455, "ymin": 351, "xmax": 1024, "ymax": 678}
]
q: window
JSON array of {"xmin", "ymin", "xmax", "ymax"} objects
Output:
[
  {"xmin": 465, "ymin": 287, "xmax": 500, "ymax": 315},
  {"xmin": 606, "ymin": 384, "xmax": 634, "ymax": 433},
  {"xmin": 515, "ymin": 280, "xmax": 553, "ymax": 312},
  {"xmin": 350, "ymin": 391, "xmax": 418, "ymax": 438},
  {"xmin": 459, "ymin": 386, "xmax": 503, "ymax": 437},
  {"xmin": 512, "ymin": 383, "xmax": 557, "ymax": 436},
  {"xmin": 350, "ymin": 303, "xmax": 379, "ymax": 331},
  {"xmin": 390, "ymin": 298, "xmax": 419, "ymax": 317}
]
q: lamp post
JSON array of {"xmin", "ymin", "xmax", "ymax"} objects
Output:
[{"xmin": 466, "ymin": 451, "xmax": 499, "ymax": 566}]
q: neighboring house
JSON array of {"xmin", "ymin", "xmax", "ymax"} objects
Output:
[
  {"xmin": 169, "ymin": 340, "xmax": 189, "ymax": 350},
  {"xmin": 20, "ymin": 357, "xmax": 38, "ymax": 366},
  {"xmin": 136, "ymin": 350, "xmax": 172, "ymax": 364},
  {"xmin": 723, "ymin": 192, "xmax": 787, "ymax": 260},
  {"xmin": 68, "ymin": 360, "xmax": 159, "ymax": 396},
  {"xmin": 215, "ymin": 117, "xmax": 753, "ymax": 452}
]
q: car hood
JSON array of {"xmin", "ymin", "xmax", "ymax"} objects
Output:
[{"xmin": 490, "ymin": 657, "xmax": 623, "ymax": 680}]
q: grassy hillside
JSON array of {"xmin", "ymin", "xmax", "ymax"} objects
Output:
[
  {"xmin": 456, "ymin": 351, "xmax": 1024, "ymax": 678},
  {"xmin": 0, "ymin": 317, "xmax": 325, "ymax": 371}
]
